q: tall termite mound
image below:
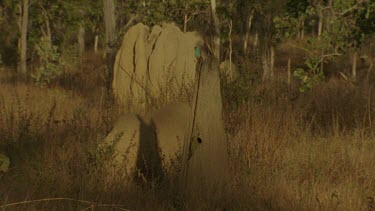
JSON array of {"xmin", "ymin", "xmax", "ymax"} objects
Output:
[
  {"xmin": 113, "ymin": 23, "xmax": 203, "ymax": 112},
  {"xmin": 181, "ymin": 55, "xmax": 230, "ymax": 201},
  {"xmin": 100, "ymin": 102, "xmax": 191, "ymax": 183}
]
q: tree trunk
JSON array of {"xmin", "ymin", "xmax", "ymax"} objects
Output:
[
  {"xmin": 297, "ymin": 20, "xmax": 301, "ymax": 39},
  {"xmin": 320, "ymin": 49, "xmax": 324, "ymax": 73},
  {"xmin": 77, "ymin": 24, "xmax": 85, "ymax": 57},
  {"xmin": 103, "ymin": 0, "xmax": 117, "ymax": 101},
  {"xmin": 270, "ymin": 46, "xmax": 275, "ymax": 80},
  {"xmin": 243, "ymin": 10, "xmax": 254, "ymax": 54},
  {"xmin": 318, "ymin": 9, "xmax": 323, "ymax": 37},
  {"xmin": 301, "ymin": 19, "xmax": 304, "ymax": 39},
  {"xmin": 184, "ymin": 14, "xmax": 188, "ymax": 33},
  {"xmin": 103, "ymin": 0, "xmax": 116, "ymax": 50},
  {"xmin": 326, "ymin": 0, "xmax": 333, "ymax": 33},
  {"xmin": 94, "ymin": 35, "xmax": 99, "ymax": 54},
  {"xmin": 253, "ymin": 31, "xmax": 259, "ymax": 49},
  {"xmin": 41, "ymin": 16, "xmax": 52, "ymax": 49},
  {"xmin": 260, "ymin": 20, "xmax": 272, "ymax": 83},
  {"xmin": 18, "ymin": 0, "xmax": 28, "ymax": 76},
  {"xmin": 210, "ymin": 0, "xmax": 221, "ymax": 61},
  {"xmin": 352, "ymin": 51, "xmax": 358, "ymax": 80},
  {"xmin": 261, "ymin": 47, "xmax": 271, "ymax": 82},
  {"xmin": 287, "ymin": 58, "xmax": 291, "ymax": 87},
  {"xmin": 229, "ymin": 19, "xmax": 233, "ymax": 74},
  {"xmin": 180, "ymin": 56, "xmax": 229, "ymax": 201},
  {"xmin": 366, "ymin": 56, "xmax": 374, "ymax": 84}
]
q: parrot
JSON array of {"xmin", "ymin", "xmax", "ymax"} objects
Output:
[{"xmin": 195, "ymin": 46, "xmax": 201, "ymax": 59}]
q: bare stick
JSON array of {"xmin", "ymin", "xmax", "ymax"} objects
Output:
[{"xmin": 0, "ymin": 197, "xmax": 130, "ymax": 210}]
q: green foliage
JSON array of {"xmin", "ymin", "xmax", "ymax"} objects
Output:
[
  {"xmin": 118, "ymin": 0, "xmax": 209, "ymax": 29},
  {"xmin": 0, "ymin": 153, "xmax": 10, "ymax": 173},
  {"xmin": 356, "ymin": 1, "xmax": 375, "ymax": 37},
  {"xmin": 293, "ymin": 56, "xmax": 325, "ymax": 93},
  {"xmin": 281, "ymin": 0, "xmax": 373, "ymax": 92},
  {"xmin": 286, "ymin": 0, "xmax": 309, "ymax": 18},
  {"xmin": 217, "ymin": 1, "xmax": 236, "ymax": 19},
  {"xmin": 32, "ymin": 37, "xmax": 63, "ymax": 86},
  {"xmin": 274, "ymin": 5, "xmax": 314, "ymax": 39}
]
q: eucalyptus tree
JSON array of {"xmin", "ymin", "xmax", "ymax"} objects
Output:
[
  {"xmin": 235, "ymin": 0, "xmax": 262, "ymax": 54},
  {"xmin": 253, "ymin": 0, "xmax": 288, "ymax": 82},
  {"xmin": 0, "ymin": 0, "xmax": 29, "ymax": 74},
  {"xmin": 210, "ymin": 0, "xmax": 221, "ymax": 60},
  {"xmin": 103, "ymin": 0, "xmax": 116, "ymax": 51},
  {"xmin": 19, "ymin": 0, "xmax": 28, "ymax": 75}
]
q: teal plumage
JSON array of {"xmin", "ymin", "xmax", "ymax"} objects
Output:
[{"xmin": 195, "ymin": 47, "xmax": 201, "ymax": 59}]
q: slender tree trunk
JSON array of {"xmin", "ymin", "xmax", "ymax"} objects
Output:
[
  {"xmin": 352, "ymin": 51, "xmax": 358, "ymax": 80},
  {"xmin": 366, "ymin": 56, "xmax": 374, "ymax": 84},
  {"xmin": 77, "ymin": 24, "xmax": 85, "ymax": 57},
  {"xmin": 103, "ymin": 0, "xmax": 116, "ymax": 50},
  {"xmin": 326, "ymin": 0, "xmax": 333, "ymax": 33},
  {"xmin": 270, "ymin": 46, "xmax": 275, "ymax": 80},
  {"xmin": 262, "ymin": 45, "xmax": 275, "ymax": 82},
  {"xmin": 318, "ymin": 8, "xmax": 323, "ymax": 37},
  {"xmin": 243, "ymin": 10, "xmax": 254, "ymax": 53},
  {"xmin": 94, "ymin": 35, "xmax": 99, "ymax": 54},
  {"xmin": 210, "ymin": 0, "xmax": 221, "ymax": 61},
  {"xmin": 103, "ymin": 0, "xmax": 117, "ymax": 100},
  {"xmin": 261, "ymin": 49, "xmax": 270, "ymax": 82},
  {"xmin": 229, "ymin": 19, "xmax": 233, "ymax": 74},
  {"xmin": 19, "ymin": 0, "xmax": 28, "ymax": 76},
  {"xmin": 320, "ymin": 49, "xmax": 324, "ymax": 73},
  {"xmin": 287, "ymin": 58, "xmax": 291, "ymax": 87},
  {"xmin": 253, "ymin": 31, "xmax": 259, "ymax": 49},
  {"xmin": 184, "ymin": 14, "xmax": 188, "ymax": 33},
  {"xmin": 301, "ymin": 19, "xmax": 304, "ymax": 39},
  {"xmin": 41, "ymin": 17, "xmax": 52, "ymax": 49},
  {"xmin": 45, "ymin": 19, "xmax": 52, "ymax": 43},
  {"xmin": 297, "ymin": 19, "xmax": 301, "ymax": 39}
]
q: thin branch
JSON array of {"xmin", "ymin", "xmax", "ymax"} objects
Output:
[
  {"xmin": 320, "ymin": 52, "xmax": 342, "ymax": 60},
  {"xmin": 287, "ymin": 43, "xmax": 312, "ymax": 54},
  {"xmin": 81, "ymin": 204, "xmax": 94, "ymax": 211},
  {"xmin": 0, "ymin": 198, "xmax": 131, "ymax": 210},
  {"xmin": 321, "ymin": 6, "xmax": 332, "ymax": 11},
  {"xmin": 312, "ymin": 52, "xmax": 342, "ymax": 73},
  {"xmin": 123, "ymin": 15, "xmax": 140, "ymax": 30},
  {"xmin": 340, "ymin": 0, "xmax": 367, "ymax": 16}
]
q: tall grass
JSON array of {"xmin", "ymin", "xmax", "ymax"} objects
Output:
[{"xmin": 225, "ymin": 81, "xmax": 375, "ymax": 210}]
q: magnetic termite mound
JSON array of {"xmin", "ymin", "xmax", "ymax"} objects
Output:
[{"xmin": 112, "ymin": 23, "xmax": 203, "ymax": 112}]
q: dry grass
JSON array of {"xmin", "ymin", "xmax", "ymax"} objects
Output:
[
  {"xmin": 226, "ymin": 91, "xmax": 375, "ymax": 210},
  {"xmin": 0, "ymin": 51, "xmax": 375, "ymax": 210}
]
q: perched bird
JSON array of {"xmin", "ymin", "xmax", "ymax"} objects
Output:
[{"xmin": 195, "ymin": 46, "xmax": 201, "ymax": 59}]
